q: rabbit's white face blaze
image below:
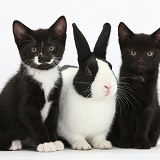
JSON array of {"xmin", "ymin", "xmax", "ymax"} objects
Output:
[{"xmin": 91, "ymin": 59, "xmax": 117, "ymax": 100}]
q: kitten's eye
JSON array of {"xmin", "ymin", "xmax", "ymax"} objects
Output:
[
  {"xmin": 147, "ymin": 51, "xmax": 154, "ymax": 57},
  {"xmin": 130, "ymin": 51, "xmax": 137, "ymax": 56},
  {"xmin": 31, "ymin": 47, "xmax": 37, "ymax": 53},
  {"xmin": 49, "ymin": 45, "xmax": 55, "ymax": 52},
  {"xmin": 86, "ymin": 68, "xmax": 92, "ymax": 76}
]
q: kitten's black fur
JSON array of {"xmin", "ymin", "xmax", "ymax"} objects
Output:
[
  {"xmin": 0, "ymin": 16, "xmax": 67, "ymax": 150},
  {"xmin": 107, "ymin": 22, "xmax": 160, "ymax": 149}
]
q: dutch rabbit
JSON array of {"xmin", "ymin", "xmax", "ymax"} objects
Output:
[{"xmin": 58, "ymin": 23, "xmax": 117, "ymax": 150}]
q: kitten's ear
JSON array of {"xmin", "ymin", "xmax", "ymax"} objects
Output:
[
  {"xmin": 151, "ymin": 28, "xmax": 160, "ymax": 43},
  {"xmin": 72, "ymin": 23, "xmax": 92, "ymax": 66},
  {"xmin": 93, "ymin": 23, "xmax": 111, "ymax": 59},
  {"xmin": 13, "ymin": 20, "xmax": 32, "ymax": 44},
  {"xmin": 49, "ymin": 16, "xmax": 67, "ymax": 44},
  {"xmin": 118, "ymin": 22, "xmax": 134, "ymax": 41}
]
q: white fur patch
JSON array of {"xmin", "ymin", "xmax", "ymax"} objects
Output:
[
  {"xmin": 47, "ymin": 59, "xmax": 54, "ymax": 64},
  {"xmin": 58, "ymin": 62, "xmax": 117, "ymax": 149},
  {"xmin": 34, "ymin": 56, "xmax": 54, "ymax": 65},
  {"xmin": 26, "ymin": 65, "xmax": 60, "ymax": 122},
  {"xmin": 37, "ymin": 142, "xmax": 56, "ymax": 152},
  {"xmin": 54, "ymin": 141, "xmax": 64, "ymax": 151},
  {"xmin": 72, "ymin": 140, "xmax": 91, "ymax": 150},
  {"xmin": 92, "ymin": 140, "xmax": 112, "ymax": 149},
  {"xmin": 91, "ymin": 59, "xmax": 117, "ymax": 99},
  {"xmin": 34, "ymin": 56, "xmax": 42, "ymax": 65},
  {"xmin": 10, "ymin": 140, "xmax": 22, "ymax": 151}
]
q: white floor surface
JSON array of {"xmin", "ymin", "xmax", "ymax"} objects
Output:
[{"xmin": 0, "ymin": 144, "xmax": 159, "ymax": 160}]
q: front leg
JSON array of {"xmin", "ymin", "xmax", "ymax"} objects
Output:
[
  {"xmin": 45, "ymin": 101, "xmax": 64, "ymax": 151},
  {"xmin": 69, "ymin": 135, "xmax": 91, "ymax": 150},
  {"xmin": 20, "ymin": 106, "xmax": 56, "ymax": 152},
  {"xmin": 89, "ymin": 134, "xmax": 112, "ymax": 150},
  {"xmin": 118, "ymin": 110, "xmax": 134, "ymax": 148},
  {"xmin": 134, "ymin": 108, "xmax": 152, "ymax": 149},
  {"xmin": 45, "ymin": 83, "xmax": 64, "ymax": 151}
]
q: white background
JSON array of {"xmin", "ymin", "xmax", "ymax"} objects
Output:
[{"xmin": 0, "ymin": 0, "xmax": 160, "ymax": 159}]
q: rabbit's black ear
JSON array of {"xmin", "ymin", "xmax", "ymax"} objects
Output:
[
  {"xmin": 72, "ymin": 23, "xmax": 92, "ymax": 66},
  {"xmin": 93, "ymin": 23, "xmax": 111, "ymax": 59}
]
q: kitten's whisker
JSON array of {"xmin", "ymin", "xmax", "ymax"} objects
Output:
[
  {"xmin": 117, "ymin": 89, "xmax": 135, "ymax": 110},
  {"xmin": 119, "ymin": 86, "xmax": 142, "ymax": 109},
  {"xmin": 87, "ymin": 92, "xmax": 92, "ymax": 98}
]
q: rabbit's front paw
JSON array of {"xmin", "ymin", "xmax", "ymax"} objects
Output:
[
  {"xmin": 10, "ymin": 140, "xmax": 22, "ymax": 151},
  {"xmin": 54, "ymin": 141, "xmax": 64, "ymax": 151},
  {"xmin": 37, "ymin": 142, "xmax": 56, "ymax": 152},
  {"xmin": 72, "ymin": 140, "xmax": 91, "ymax": 150},
  {"xmin": 92, "ymin": 140, "xmax": 112, "ymax": 149}
]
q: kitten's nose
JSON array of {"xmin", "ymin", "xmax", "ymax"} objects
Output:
[
  {"xmin": 38, "ymin": 55, "xmax": 51, "ymax": 63},
  {"xmin": 138, "ymin": 58, "xmax": 145, "ymax": 69},
  {"xmin": 138, "ymin": 57, "xmax": 145, "ymax": 64}
]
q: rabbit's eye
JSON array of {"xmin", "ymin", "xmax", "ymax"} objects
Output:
[{"xmin": 86, "ymin": 68, "xmax": 92, "ymax": 76}]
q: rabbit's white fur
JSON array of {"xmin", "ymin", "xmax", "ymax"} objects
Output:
[{"xmin": 58, "ymin": 59, "xmax": 117, "ymax": 150}]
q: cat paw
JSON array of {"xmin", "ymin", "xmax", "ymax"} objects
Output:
[
  {"xmin": 10, "ymin": 140, "xmax": 22, "ymax": 151},
  {"xmin": 92, "ymin": 140, "xmax": 112, "ymax": 149},
  {"xmin": 72, "ymin": 141, "xmax": 92, "ymax": 150},
  {"xmin": 54, "ymin": 141, "xmax": 64, "ymax": 151},
  {"xmin": 119, "ymin": 138, "xmax": 133, "ymax": 148},
  {"xmin": 150, "ymin": 138, "xmax": 158, "ymax": 147},
  {"xmin": 37, "ymin": 142, "xmax": 56, "ymax": 152},
  {"xmin": 150, "ymin": 141, "xmax": 157, "ymax": 147},
  {"xmin": 134, "ymin": 140, "xmax": 151, "ymax": 149}
]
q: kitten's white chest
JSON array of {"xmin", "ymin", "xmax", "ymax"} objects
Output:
[{"xmin": 26, "ymin": 65, "xmax": 60, "ymax": 122}]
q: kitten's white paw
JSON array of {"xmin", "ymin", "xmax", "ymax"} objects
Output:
[
  {"xmin": 92, "ymin": 140, "xmax": 112, "ymax": 149},
  {"xmin": 37, "ymin": 142, "xmax": 56, "ymax": 152},
  {"xmin": 54, "ymin": 141, "xmax": 64, "ymax": 151},
  {"xmin": 72, "ymin": 141, "xmax": 92, "ymax": 150},
  {"xmin": 10, "ymin": 140, "xmax": 22, "ymax": 151}
]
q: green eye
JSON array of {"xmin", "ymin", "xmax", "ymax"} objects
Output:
[
  {"xmin": 31, "ymin": 47, "xmax": 37, "ymax": 53},
  {"xmin": 49, "ymin": 45, "xmax": 55, "ymax": 51},
  {"xmin": 147, "ymin": 51, "xmax": 154, "ymax": 57},
  {"xmin": 130, "ymin": 51, "xmax": 137, "ymax": 56}
]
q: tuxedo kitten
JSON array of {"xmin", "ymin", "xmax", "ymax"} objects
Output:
[
  {"xmin": 107, "ymin": 22, "xmax": 160, "ymax": 149},
  {"xmin": 0, "ymin": 16, "xmax": 67, "ymax": 152}
]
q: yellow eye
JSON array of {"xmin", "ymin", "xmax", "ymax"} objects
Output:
[
  {"xmin": 147, "ymin": 51, "xmax": 154, "ymax": 57},
  {"xmin": 130, "ymin": 51, "xmax": 137, "ymax": 56},
  {"xmin": 31, "ymin": 47, "xmax": 37, "ymax": 53},
  {"xmin": 49, "ymin": 45, "xmax": 55, "ymax": 51}
]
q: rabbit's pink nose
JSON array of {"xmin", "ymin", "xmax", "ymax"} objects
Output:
[
  {"xmin": 104, "ymin": 85, "xmax": 111, "ymax": 90},
  {"xmin": 104, "ymin": 85, "xmax": 112, "ymax": 96}
]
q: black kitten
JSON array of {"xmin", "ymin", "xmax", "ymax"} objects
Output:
[
  {"xmin": 0, "ymin": 16, "xmax": 67, "ymax": 152},
  {"xmin": 107, "ymin": 22, "xmax": 160, "ymax": 149}
]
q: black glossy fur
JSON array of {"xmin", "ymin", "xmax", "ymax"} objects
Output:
[
  {"xmin": 107, "ymin": 22, "xmax": 160, "ymax": 149},
  {"xmin": 0, "ymin": 16, "xmax": 66, "ymax": 150}
]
